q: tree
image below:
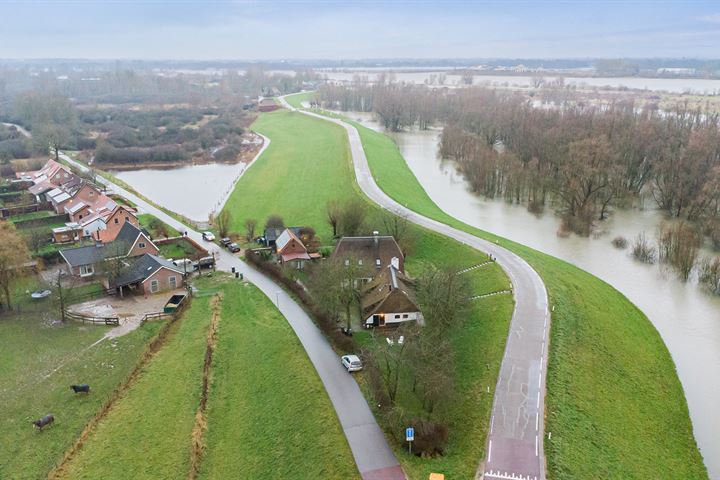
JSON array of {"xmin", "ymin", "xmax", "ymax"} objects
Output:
[
  {"xmin": 338, "ymin": 199, "xmax": 367, "ymax": 237},
  {"xmin": 415, "ymin": 265, "xmax": 472, "ymax": 331},
  {"xmin": 265, "ymin": 214, "xmax": 284, "ymax": 230},
  {"xmin": 216, "ymin": 209, "xmax": 232, "ymax": 238},
  {"xmin": 307, "ymin": 255, "xmax": 370, "ymax": 330},
  {"xmin": 0, "ymin": 221, "xmax": 30, "ymax": 311},
  {"xmin": 245, "ymin": 218, "xmax": 257, "ymax": 242},
  {"xmin": 34, "ymin": 123, "xmax": 72, "ymax": 161},
  {"xmin": 326, "ymin": 200, "xmax": 341, "ymax": 238}
]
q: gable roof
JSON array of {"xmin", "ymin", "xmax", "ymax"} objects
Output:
[
  {"xmin": 60, "ymin": 222, "xmax": 154, "ymax": 267},
  {"xmin": 332, "ymin": 235, "xmax": 404, "ymax": 272},
  {"xmin": 109, "ymin": 254, "xmax": 183, "ymax": 288},
  {"xmin": 276, "ymin": 228, "xmax": 305, "ymax": 252},
  {"xmin": 361, "ymin": 265, "xmax": 419, "ymax": 319},
  {"xmin": 59, "ymin": 243, "xmax": 111, "ymax": 267},
  {"xmin": 264, "ymin": 226, "xmax": 302, "ymax": 244},
  {"xmin": 113, "ymin": 221, "xmax": 150, "ymax": 250}
]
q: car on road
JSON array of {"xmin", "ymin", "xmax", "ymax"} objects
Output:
[
  {"xmin": 202, "ymin": 231, "xmax": 215, "ymax": 241},
  {"xmin": 227, "ymin": 242, "xmax": 241, "ymax": 253},
  {"xmin": 220, "ymin": 237, "xmax": 232, "ymax": 247},
  {"xmin": 341, "ymin": 354, "xmax": 363, "ymax": 372}
]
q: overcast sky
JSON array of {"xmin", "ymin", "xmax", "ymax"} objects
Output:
[{"xmin": 1, "ymin": 0, "xmax": 719, "ymax": 60}]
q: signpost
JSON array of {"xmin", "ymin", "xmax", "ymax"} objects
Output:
[{"xmin": 405, "ymin": 427, "xmax": 414, "ymax": 454}]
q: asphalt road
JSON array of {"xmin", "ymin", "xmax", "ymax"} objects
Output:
[
  {"xmin": 280, "ymin": 96, "xmax": 551, "ymax": 480},
  {"xmin": 60, "ymin": 152, "xmax": 405, "ymax": 480}
]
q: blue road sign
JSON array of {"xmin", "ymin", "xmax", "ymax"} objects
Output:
[{"xmin": 406, "ymin": 427, "xmax": 414, "ymax": 442}]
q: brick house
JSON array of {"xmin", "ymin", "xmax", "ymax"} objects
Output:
[
  {"xmin": 361, "ymin": 265, "xmax": 423, "ymax": 328},
  {"xmin": 276, "ymin": 228, "xmax": 320, "ymax": 269},
  {"xmin": 105, "ymin": 253, "xmax": 184, "ymax": 297}
]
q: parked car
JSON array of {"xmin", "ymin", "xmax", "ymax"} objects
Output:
[
  {"xmin": 227, "ymin": 242, "xmax": 241, "ymax": 253},
  {"xmin": 172, "ymin": 258, "xmax": 196, "ymax": 272},
  {"xmin": 195, "ymin": 255, "xmax": 215, "ymax": 269},
  {"xmin": 220, "ymin": 237, "xmax": 232, "ymax": 247},
  {"xmin": 202, "ymin": 231, "xmax": 215, "ymax": 241},
  {"xmin": 341, "ymin": 354, "xmax": 363, "ymax": 372}
]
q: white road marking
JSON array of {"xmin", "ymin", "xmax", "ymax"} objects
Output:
[
  {"xmin": 535, "ymin": 413, "xmax": 539, "ymax": 431},
  {"xmin": 491, "ymin": 414, "xmax": 495, "ymax": 433},
  {"xmin": 488, "ymin": 440, "xmax": 493, "ymax": 462},
  {"xmin": 484, "ymin": 471, "xmax": 538, "ymax": 480},
  {"xmin": 535, "ymin": 435, "xmax": 539, "ymax": 456}
]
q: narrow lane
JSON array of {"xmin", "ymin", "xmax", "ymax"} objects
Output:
[
  {"xmin": 59, "ymin": 151, "xmax": 405, "ymax": 480},
  {"xmin": 280, "ymin": 96, "xmax": 551, "ymax": 480}
]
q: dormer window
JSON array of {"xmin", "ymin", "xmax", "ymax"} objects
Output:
[{"xmin": 139, "ymin": 242, "xmax": 146, "ymax": 249}]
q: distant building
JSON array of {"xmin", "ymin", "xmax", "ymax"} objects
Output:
[{"xmin": 332, "ymin": 232, "xmax": 404, "ymax": 274}]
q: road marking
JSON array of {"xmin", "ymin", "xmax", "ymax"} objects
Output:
[
  {"xmin": 535, "ymin": 435, "xmax": 539, "ymax": 456},
  {"xmin": 536, "ymin": 392, "xmax": 540, "ymax": 409},
  {"xmin": 535, "ymin": 413, "xmax": 539, "ymax": 431},
  {"xmin": 488, "ymin": 440, "xmax": 493, "ymax": 462},
  {"xmin": 537, "ymin": 374, "xmax": 541, "ymax": 389},
  {"xmin": 491, "ymin": 414, "xmax": 495, "ymax": 434},
  {"xmin": 484, "ymin": 471, "xmax": 538, "ymax": 480}
]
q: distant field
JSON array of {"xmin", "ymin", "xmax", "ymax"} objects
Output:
[
  {"xmin": 223, "ymin": 104, "xmax": 515, "ymax": 479},
  {"xmin": 284, "ymin": 92, "xmax": 708, "ymax": 479},
  {"xmin": 0, "ymin": 303, "xmax": 162, "ymax": 480}
]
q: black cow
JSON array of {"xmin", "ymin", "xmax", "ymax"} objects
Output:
[
  {"xmin": 32, "ymin": 414, "xmax": 54, "ymax": 431},
  {"xmin": 70, "ymin": 384, "xmax": 90, "ymax": 394}
]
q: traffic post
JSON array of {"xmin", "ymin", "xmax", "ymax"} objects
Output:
[{"xmin": 406, "ymin": 426, "xmax": 414, "ymax": 454}]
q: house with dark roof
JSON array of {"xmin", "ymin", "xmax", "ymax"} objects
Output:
[
  {"xmin": 361, "ymin": 265, "xmax": 422, "ymax": 328},
  {"xmin": 59, "ymin": 222, "xmax": 158, "ymax": 278},
  {"xmin": 106, "ymin": 254, "xmax": 184, "ymax": 297},
  {"xmin": 332, "ymin": 232, "xmax": 405, "ymax": 274},
  {"xmin": 262, "ymin": 226, "xmax": 302, "ymax": 247},
  {"xmin": 275, "ymin": 228, "xmax": 321, "ymax": 269}
]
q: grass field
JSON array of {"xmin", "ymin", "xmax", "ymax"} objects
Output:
[
  {"xmin": 283, "ymin": 92, "xmax": 707, "ymax": 479},
  {"xmin": 223, "ymin": 104, "xmax": 515, "ymax": 478},
  {"xmin": 53, "ymin": 276, "xmax": 357, "ymax": 479},
  {"xmin": 0, "ymin": 304, "xmax": 162, "ymax": 479},
  {"xmin": 138, "ymin": 213, "xmax": 182, "ymax": 239},
  {"xmin": 198, "ymin": 279, "xmax": 358, "ymax": 479}
]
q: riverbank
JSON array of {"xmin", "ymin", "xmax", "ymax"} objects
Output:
[{"xmin": 283, "ymin": 92, "xmax": 708, "ymax": 479}]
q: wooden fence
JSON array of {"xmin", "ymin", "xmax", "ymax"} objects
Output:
[{"xmin": 63, "ymin": 310, "xmax": 120, "ymax": 326}]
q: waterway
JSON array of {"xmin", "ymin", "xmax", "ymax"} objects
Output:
[
  {"xmin": 345, "ymin": 110, "xmax": 720, "ymax": 479},
  {"xmin": 112, "ymin": 162, "xmax": 248, "ymax": 222}
]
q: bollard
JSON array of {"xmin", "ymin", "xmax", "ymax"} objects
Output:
[
  {"xmin": 235, "ymin": 272, "xmax": 239, "ymax": 279},
  {"xmin": 240, "ymin": 273, "xmax": 244, "ymax": 280},
  {"xmin": 231, "ymin": 266, "xmax": 236, "ymax": 273}
]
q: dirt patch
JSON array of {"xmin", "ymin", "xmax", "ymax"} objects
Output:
[
  {"xmin": 48, "ymin": 298, "xmax": 191, "ymax": 479},
  {"xmin": 187, "ymin": 292, "xmax": 222, "ymax": 480}
]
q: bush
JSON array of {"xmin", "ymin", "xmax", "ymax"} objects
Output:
[
  {"xmin": 612, "ymin": 236, "xmax": 628, "ymax": 249},
  {"xmin": 631, "ymin": 232, "xmax": 656, "ymax": 264}
]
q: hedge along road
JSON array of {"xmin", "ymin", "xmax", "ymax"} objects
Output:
[
  {"xmin": 279, "ymin": 95, "xmax": 551, "ymax": 480},
  {"xmin": 58, "ymin": 151, "xmax": 405, "ymax": 480}
]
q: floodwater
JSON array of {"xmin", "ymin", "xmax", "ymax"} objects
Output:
[
  {"xmin": 347, "ymin": 111, "xmax": 720, "ymax": 479},
  {"xmin": 321, "ymin": 71, "xmax": 720, "ymax": 94},
  {"xmin": 112, "ymin": 162, "xmax": 247, "ymax": 222}
]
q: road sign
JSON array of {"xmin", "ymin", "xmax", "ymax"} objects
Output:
[{"xmin": 406, "ymin": 427, "xmax": 414, "ymax": 442}]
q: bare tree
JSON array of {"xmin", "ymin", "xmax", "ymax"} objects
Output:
[
  {"xmin": 0, "ymin": 221, "xmax": 30, "ymax": 311},
  {"xmin": 265, "ymin": 214, "xmax": 284, "ymax": 230},
  {"xmin": 338, "ymin": 199, "xmax": 367, "ymax": 237},
  {"xmin": 326, "ymin": 200, "xmax": 341, "ymax": 238},
  {"xmin": 216, "ymin": 209, "xmax": 232, "ymax": 238},
  {"xmin": 245, "ymin": 218, "xmax": 257, "ymax": 242}
]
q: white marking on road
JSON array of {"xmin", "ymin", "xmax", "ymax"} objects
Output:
[
  {"xmin": 488, "ymin": 440, "xmax": 493, "ymax": 462},
  {"xmin": 537, "ymin": 374, "xmax": 541, "ymax": 389},
  {"xmin": 535, "ymin": 413, "xmax": 539, "ymax": 431},
  {"xmin": 536, "ymin": 392, "xmax": 540, "ymax": 409},
  {"xmin": 491, "ymin": 414, "xmax": 495, "ymax": 434},
  {"xmin": 535, "ymin": 435, "xmax": 539, "ymax": 456},
  {"xmin": 484, "ymin": 471, "xmax": 537, "ymax": 480}
]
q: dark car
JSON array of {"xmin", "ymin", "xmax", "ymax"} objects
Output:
[
  {"xmin": 220, "ymin": 237, "xmax": 232, "ymax": 247},
  {"xmin": 227, "ymin": 242, "xmax": 241, "ymax": 253}
]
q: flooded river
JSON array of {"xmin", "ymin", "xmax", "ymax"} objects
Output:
[
  {"xmin": 113, "ymin": 162, "xmax": 247, "ymax": 222},
  {"xmin": 347, "ymin": 111, "xmax": 720, "ymax": 478}
]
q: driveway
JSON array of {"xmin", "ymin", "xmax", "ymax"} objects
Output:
[
  {"xmin": 59, "ymin": 152, "xmax": 405, "ymax": 480},
  {"xmin": 280, "ymin": 95, "xmax": 551, "ymax": 480}
]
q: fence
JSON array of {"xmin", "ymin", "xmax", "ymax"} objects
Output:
[{"xmin": 63, "ymin": 310, "xmax": 119, "ymax": 326}]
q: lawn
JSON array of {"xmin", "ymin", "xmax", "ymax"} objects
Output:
[
  {"xmin": 284, "ymin": 92, "xmax": 708, "ymax": 479},
  {"xmin": 138, "ymin": 212, "xmax": 181, "ymax": 239},
  {"xmin": 157, "ymin": 238, "xmax": 198, "ymax": 260},
  {"xmin": 198, "ymin": 278, "xmax": 358, "ymax": 479},
  {"xmin": 223, "ymin": 104, "xmax": 515, "ymax": 478},
  {"xmin": 0, "ymin": 294, "xmax": 162, "ymax": 480},
  {"xmin": 54, "ymin": 276, "xmax": 357, "ymax": 480}
]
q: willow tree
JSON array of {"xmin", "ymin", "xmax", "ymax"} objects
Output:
[{"xmin": 0, "ymin": 221, "xmax": 30, "ymax": 311}]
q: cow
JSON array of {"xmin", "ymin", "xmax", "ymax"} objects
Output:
[
  {"xmin": 70, "ymin": 384, "xmax": 90, "ymax": 394},
  {"xmin": 32, "ymin": 414, "xmax": 54, "ymax": 431}
]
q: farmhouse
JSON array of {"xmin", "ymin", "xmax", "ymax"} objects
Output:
[
  {"xmin": 332, "ymin": 232, "xmax": 405, "ymax": 273},
  {"xmin": 59, "ymin": 222, "xmax": 158, "ymax": 278},
  {"xmin": 106, "ymin": 253, "xmax": 184, "ymax": 296},
  {"xmin": 361, "ymin": 265, "xmax": 422, "ymax": 328}
]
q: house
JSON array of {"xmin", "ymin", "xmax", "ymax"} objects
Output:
[
  {"xmin": 59, "ymin": 222, "xmax": 158, "ymax": 278},
  {"xmin": 52, "ymin": 222, "xmax": 83, "ymax": 244},
  {"xmin": 94, "ymin": 205, "xmax": 139, "ymax": 243},
  {"xmin": 361, "ymin": 265, "xmax": 423, "ymax": 328},
  {"xmin": 332, "ymin": 232, "xmax": 405, "ymax": 273},
  {"xmin": 262, "ymin": 226, "xmax": 302, "ymax": 247},
  {"xmin": 275, "ymin": 228, "xmax": 320, "ymax": 269},
  {"xmin": 258, "ymin": 97, "xmax": 280, "ymax": 112},
  {"xmin": 105, "ymin": 254, "xmax": 184, "ymax": 297}
]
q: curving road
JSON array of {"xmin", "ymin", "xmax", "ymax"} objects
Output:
[
  {"xmin": 58, "ymin": 151, "xmax": 405, "ymax": 480},
  {"xmin": 280, "ymin": 95, "xmax": 551, "ymax": 480}
]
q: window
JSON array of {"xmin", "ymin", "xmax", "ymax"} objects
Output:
[
  {"xmin": 376, "ymin": 259, "xmax": 381, "ymax": 266},
  {"xmin": 138, "ymin": 242, "xmax": 146, "ymax": 249},
  {"xmin": 358, "ymin": 259, "xmax": 363, "ymax": 265},
  {"xmin": 169, "ymin": 276, "xmax": 177, "ymax": 289},
  {"xmin": 114, "ymin": 218, "xmax": 119, "ymax": 224},
  {"xmin": 89, "ymin": 191, "xmax": 94, "ymax": 196},
  {"xmin": 79, "ymin": 265, "xmax": 94, "ymax": 276},
  {"xmin": 344, "ymin": 259, "xmax": 349, "ymax": 266},
  {"xmin": 150, "ymin": 279, "xmax": 159, "ymax": 293},
  {"xmin": 402, "ymin": 314, "xmax": 409, "ymax": 319},
  {"xmin": 394, "ymin": 314, "xmax": 400, "ymax": 319}
]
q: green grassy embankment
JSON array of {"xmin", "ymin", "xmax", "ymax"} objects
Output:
[
  {"xmin": 221, "ymin": 106, "xmax": 515, "ymax": 479},
  {"xmin": 54, "ymin": 276, "xmax": 357, "ymax": 480},
  {"xmin": 283, "ymin": 91, "xmax": 707, "ymax": 479}
]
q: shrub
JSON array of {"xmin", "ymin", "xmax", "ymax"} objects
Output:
[
  {"xmin": 631, "ymin": 232, "xmax": 656, "ymax": 264},
  {"xmin": 612, "ymin": 236, "xmax": 628, "ymax": 249}
]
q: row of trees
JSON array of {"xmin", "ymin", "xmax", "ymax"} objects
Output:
[{"xmin": 318, "ymin": 84, "xmax": 720, "ymax": 239}]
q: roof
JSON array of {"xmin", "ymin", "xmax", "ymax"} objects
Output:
[
  {"xmin": 28, "ymin": 181, "xmax": 53, "ymax": 196},
  {"xmin": 66, "ymin": 201, "xmax": 88, "ymax": 215},
  {"xmin": 276, "ymin": 228, "xmax": 307, "ymax": 252},
  {"xmin": 361, "ymin": 265, "xmax": 419, "ymax": 319},
  {"xmin": 60, "ymin": 222, "xmax": 151, "ymax": 267},
  {"xmin": 281, "ymin": 251, "xmax": 311, "ymax": 262},
  {"xmin": 52, "ymin": 192, "xmax": 71, "ymax": 204},
  {"xmin": 332, "ymin": 235, "xmax": 404, "ymax": 272},
  {"xmin": 264, "ymin": 226, "xmax": 302, "ymax": 243},
  {"xmin": 113, "ymin": 221, "xmax": 152, "ymax": 251},
  {"xmin": 109, "ymin": 254, "xmax": 183, "ymax": 288}
]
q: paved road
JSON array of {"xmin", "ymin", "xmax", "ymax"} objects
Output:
[
  {"xmin": 60, "ymin": 152, "xmax": 405, "ymax": 480},
  {"xmin": 280, "ymin": 96, "xmax": 551, "ymax": 480}
]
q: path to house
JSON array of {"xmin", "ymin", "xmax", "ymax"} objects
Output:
[
  {"xmin": 59, "ymin": 151, "xmax": 405, "ymax": 480},
  {"xmin": 279, "ymin": 95, "xmax": 551, "ymax": 480}
]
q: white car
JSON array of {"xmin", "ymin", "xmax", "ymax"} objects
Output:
[
  {"xmin": 341, "ymin": 354, "xmax": 363, "ymax": 372},
  {"xmin": 202, "ymin": 231, "xmax": 215, "ymax": 241}
]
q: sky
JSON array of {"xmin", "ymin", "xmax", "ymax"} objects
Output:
[{"xmin": 0, "ymin": 0, "xmax": 719, "ymax": 60}]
